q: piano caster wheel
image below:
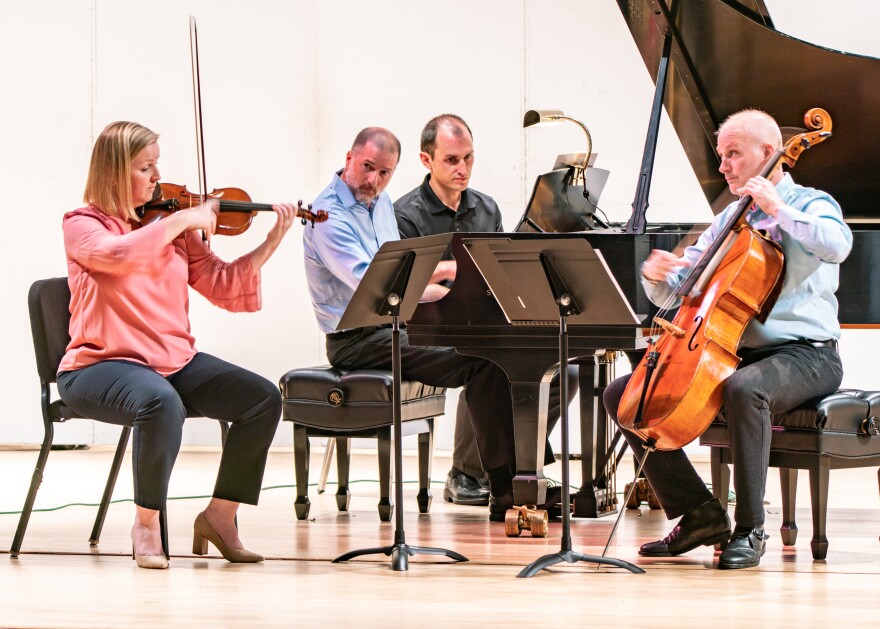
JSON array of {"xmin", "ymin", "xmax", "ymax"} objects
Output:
[
  {"xmin": 529, "ymin": 510, "xmax": 549, "ymax": 537},
  {"xmin": 504, "ymin": 509, "xmax": 523, "ymax": 537},
  {"xmin": 625, "ymin": 478, "xmax": 661, "ymax": 509},
  {"xmin": 504, "ymin": 506, "xmax": 549, "ymax": 538},
  {"xmin": 624, "ymin": 481, "xmax": 640, "ymax": 509}
]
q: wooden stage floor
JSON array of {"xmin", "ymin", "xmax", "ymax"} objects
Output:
[{"xmin": 1, "ymin": 445, "xmax": 878, "ymax": 628}]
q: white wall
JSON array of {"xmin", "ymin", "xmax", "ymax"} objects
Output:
[{"xmin": 0, "ymin": 0, "xmax": 876, "ymax": 453}]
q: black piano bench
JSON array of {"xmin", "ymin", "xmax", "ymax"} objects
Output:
[
  {"xmin": 279, "ymin": 366, "xmax": 446, "ymax": 521},
  {"xmin": 700, "ymin": 389, "xmax": 880, "ymax": 560}
]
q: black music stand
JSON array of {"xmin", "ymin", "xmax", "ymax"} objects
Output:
[
  {"xmin": 331, "ymin": 233, "xmax": 467, "ymax": 571},
  {"xmin": 462, "ymin": 237, "xmax": 645, "ymax": 577}
]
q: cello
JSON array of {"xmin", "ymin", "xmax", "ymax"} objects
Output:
[{"xmin": 616, "ymin": 108, "xmax": 833, "ymax": 451}]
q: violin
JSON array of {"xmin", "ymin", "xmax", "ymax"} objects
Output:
[{"xmin": 135, "ymin": 182, "xmax": 328, "ymax": 235}]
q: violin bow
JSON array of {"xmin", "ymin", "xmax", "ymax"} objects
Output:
[{"xmin": 190, "ymin": 16, "xmax": 209, "ymax": 242}]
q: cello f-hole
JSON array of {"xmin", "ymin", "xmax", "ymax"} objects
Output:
[{"xmin": 688, "ymin": 316, "xmax": 703, "ymax": 351}]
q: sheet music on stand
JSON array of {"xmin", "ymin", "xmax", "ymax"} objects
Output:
[
  {"xmin": 337, "ymin": 234, "xmax": 451, "ymax": 331},
  {"xmin": 462, "ymin": 236, "xmax": 640, "ymax": 327}
]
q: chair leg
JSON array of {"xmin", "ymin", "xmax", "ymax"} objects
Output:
[
  {"xmin": 779, "ymin": 468, "xmax": 799, "ymax": 546},
  {"xmin": 376, "ymin": 426, "xmax": 393, "ymax": 522},
  {"xmin": 90, "ymin": 426, "xmax": 131, "ymax": 547},
  {"xmin": 159, "ymin": 509, "xmax": 170, "ymax": 559},
  {"xmin": 808, "ymin": 457, "xmax": 831, "ymax": 560},
  {"xmin": 709, "ymin": 447, "xmax": 732, "ymax": 550},
  {"xmin": 293, "ymin": 425, "xmax": 311, "ymax": 520},
  {"xmin": 335, "ymin": 437, "xmax": 351, "ymax": 512},
  {"xmin": 416, "ymin": 419, "xmax": 433, "ymax": 514},
  {"xmin": 317, "ymin": 439, "xmax": 335, "ymax": 494},
  {"xmin": 710, "ymin": 447, "xmax": 731, "ymax": 509},
  {"xmin": 10, "ymin": 421, "xmax": 55, "ymax": 558}
]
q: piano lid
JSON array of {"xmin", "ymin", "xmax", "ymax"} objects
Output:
[{"xmin": 618, "ymin": 0, "xmax": 880, "ymax": 219}]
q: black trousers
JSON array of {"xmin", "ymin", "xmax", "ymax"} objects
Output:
[
  {"xmin": 326, "ymin": 326, "xmax": 516, "ymax": 475},
  {"xmin": 451, "ymin": 367, "xmax": 578, "ymax": 479},
  {"xmin": 57, "ymin": 353, "xmax": 281, "ymax": 511},
  {"xmin": 604, "ymin": 341, "xmax": 843, "ymax": 527}
]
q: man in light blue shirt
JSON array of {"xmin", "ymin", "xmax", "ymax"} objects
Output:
[
  {"xmin": 604, "ymin": 109, "xmax": 852, "ymax": 569},
  {"xmin": 303, "ymin": 127, "xmax": 519, "ymax": 521}
]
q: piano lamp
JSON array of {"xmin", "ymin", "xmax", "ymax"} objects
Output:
[{"xmin": 523, "ymin": 109, "xmax": 593, "ymax": 183}]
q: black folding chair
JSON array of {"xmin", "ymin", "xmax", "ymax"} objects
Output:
[{"xmin": 11, "ymin": 277, "xmax": 227, "ymax": 559}]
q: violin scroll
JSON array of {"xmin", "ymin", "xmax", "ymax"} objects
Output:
[{"xmin": 296, "ymin": 200, "xmax": 328, "ymax": 227}]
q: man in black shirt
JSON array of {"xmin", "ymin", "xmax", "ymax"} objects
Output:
[
  {"xmin": 395, "ymin": 114, "xmax": 503, "ymax": 506},
  {"xmin": 395, "ymin": 115, "xmax": 574, "ymax": 514}
]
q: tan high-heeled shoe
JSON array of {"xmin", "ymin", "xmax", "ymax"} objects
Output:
[
  {"xmin": 192, "ymin": 512, "xmax": 263, "ymax": 563},
  {"xmin": 131, "ymin": 535, "xmax": 169, "ymax": 570}
]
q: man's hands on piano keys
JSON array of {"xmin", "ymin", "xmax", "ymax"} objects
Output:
[
  {"xmin": 420, "ymin": 283, "xmax": 450, "ymax": 302},
  {"xmin": 419, "ymin": 260, "xmax": 457, "ymax": 302},
  {"xmin": 431, "ymin": 260, "xmax": 457, "ymax": 284}
]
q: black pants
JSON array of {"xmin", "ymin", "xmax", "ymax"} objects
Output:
[
  {"xmin": 57, "ymin": 353, "xmax": 281, "ymax": 511},
  {"xmin": 326, "ymin": 326, "xmax": 516, "ymax": 474},
  {"xmin": 451, "ymin": 367, "xmax": 578, "ymax": 479},
  {"xmin": 604, "ymin": 341, "xmax": 843, "ymax": 527}
]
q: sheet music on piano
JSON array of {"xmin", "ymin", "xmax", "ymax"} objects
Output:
[{"xmin": 514, "ymin": 164, "xmax": 611, "ymax": 233}]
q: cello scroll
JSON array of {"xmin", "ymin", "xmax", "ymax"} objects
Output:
[{"xmin": 780, "ymin": 107, "xmax": 832, "ymax": 168}]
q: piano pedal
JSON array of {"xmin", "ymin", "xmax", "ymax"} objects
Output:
[{"xmin": 504, "ymin": 505, "xmax": 549, "ymax": 538}]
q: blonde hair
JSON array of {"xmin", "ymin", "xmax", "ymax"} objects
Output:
[
  {"xmin": 717, "ymin": 109, "xmax": 782, "ymax": 150},
  {"xmin": 83, "ymin": 121, "xmax": 159, "ymax": 221}
]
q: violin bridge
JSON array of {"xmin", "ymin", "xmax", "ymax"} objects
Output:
[{"xmin": 653, "ymin": 317, "xmax": 685, "ymax": 337}]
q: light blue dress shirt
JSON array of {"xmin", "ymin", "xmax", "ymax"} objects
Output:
[
  {"xmin": 642, "ymin": 173, "xmax": 853, "ymax": 348},
  {"xmin": 303, "ymin": 172, "xmax": 401, "ymax": 334}
]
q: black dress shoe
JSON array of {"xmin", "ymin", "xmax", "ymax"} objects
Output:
[
  {"xmin": 488, "ymin": 486, "xmax": 563, "ymax": 522},
  {"xmin": 443, "ymin": 471, "xmax": 490, "ymax": 506},
  {"xmin": 718, "ymin": 527, "xmax": 768, "ymax": 569},
  {"xmin": 639, "ymin": 499, "xmax": 732, "ymax": 557},
  {"xmin": 489, "ymin": 490, "xmax": 514, "ymax": 522}
]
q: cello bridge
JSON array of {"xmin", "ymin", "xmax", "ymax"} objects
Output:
[{"xmin": 653, "ymin": 317, "xmax": 685, "ymax": 337}]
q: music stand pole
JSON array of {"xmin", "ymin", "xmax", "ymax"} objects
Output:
[
  {"xmin": 517, "ymin": 255, "xmax": 644, "ymax": 577},
  {"xmin": 332, "ymin": 246, "xmax": 466, "ymax": 571}
]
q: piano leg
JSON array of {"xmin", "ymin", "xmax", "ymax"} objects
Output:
[
  {"xmin": 509, "ymin": 376, "xmax": 553, "ymax": 507},
  {"xmin": 450, "ymin": 347, "xmax": 560, "ymax": 508},
  {"xmin": 452, "ymin": 346, "xmax": 618, "ymax": 513}
]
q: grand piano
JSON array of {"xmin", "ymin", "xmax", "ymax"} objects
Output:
[{"xmin": 407, "ymin": 0, "xmax": 880, "ymax": 514}]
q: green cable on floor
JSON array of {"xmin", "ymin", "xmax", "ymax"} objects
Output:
[
  {"xmin": 0, "ymin": 479, "xmax": 737, "ymax": 516},
  {"xmin": 0, "ymin": 478, "xmax": 564, "ymax": 516}
]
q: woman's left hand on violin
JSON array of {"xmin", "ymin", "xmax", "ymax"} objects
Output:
[{"xmin": 265, "ymin": 203, "xmax": 299, "ymax": 247}]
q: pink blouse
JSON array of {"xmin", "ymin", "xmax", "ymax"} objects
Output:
[{"xmin": 59, "ymin": 205, "xmax": 261, "ymax": 376}]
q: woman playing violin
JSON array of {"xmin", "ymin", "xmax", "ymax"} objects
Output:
[
  {"xmin": 604, "ymin": 109, "xmax": 852, "ymax": 570},
  {"xmin": 57, "ymin": 121, "xmax": 297, "ymax": 569}
]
